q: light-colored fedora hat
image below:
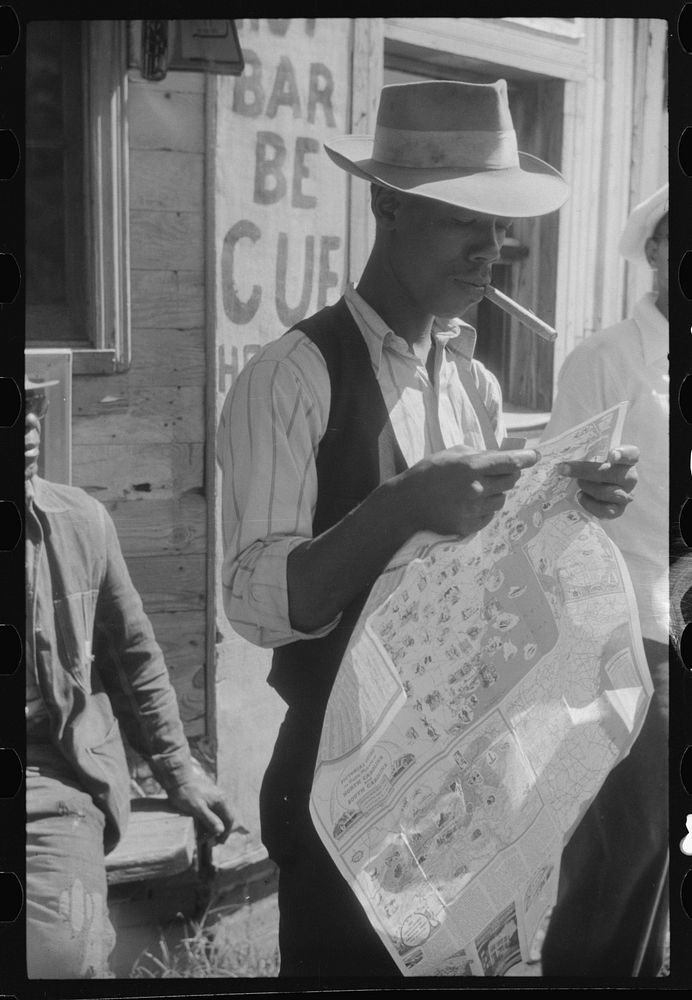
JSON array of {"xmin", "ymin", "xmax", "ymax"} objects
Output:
[
  {"xmin": 25, "ymin": 373, "xmax": 59, "ymax": 392},
  {"xmin": 618, "ymin": 182, "xmax": 668, "ymax": 268},
  {"xmin": 324, "ymin": 79, "xmax": 568, "ymax": 218}
]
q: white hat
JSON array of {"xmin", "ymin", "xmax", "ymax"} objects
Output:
[
  {"xmin": 324, "ymin": 79, "xmax": 568, "ymax": 218},
  {"xmin": 618, "ymin": 183, "xmax": 669, "ymax": 267},
  {"xmin": 25, "ymin": 373, "xmax": 59, "ymax": 392}
]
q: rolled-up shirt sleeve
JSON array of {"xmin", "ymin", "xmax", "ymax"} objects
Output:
[{"xmin": 216, "ymin": 332, "xmax": 340, "ymax": 648}]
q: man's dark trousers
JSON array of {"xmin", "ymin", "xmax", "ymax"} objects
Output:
[
  {"xmin": 541, "ymin": 637, "xmax": 669, "ymax": 977},
  {"xmin": 261, "ymin": 300, "xmax": 405, "ymax": 977}
]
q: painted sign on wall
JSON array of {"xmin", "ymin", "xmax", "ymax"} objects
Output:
[{"xmin": 215, "ymin": 18, "xmax": 351, "ymax": 394}]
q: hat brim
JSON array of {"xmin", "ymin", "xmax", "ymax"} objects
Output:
[
  {"xmin": 618, "ymin": 183, "xmax": 668, "ymax": 267},
  {"xmin": 324, "ymin": 136, "xmax": 568, "ymax": 218},
  {"xmin": 25, "ymin": 376, "xmax": 59, "ymax": 391}
]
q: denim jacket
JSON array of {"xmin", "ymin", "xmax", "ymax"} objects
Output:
[{"xmin": 28, "ymin": 477, "xmax": 196, "ymax": 853}]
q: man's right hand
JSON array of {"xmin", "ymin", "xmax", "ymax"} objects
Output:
[
  {"xmin": 395, "ymin": 447, "xmax": 539, "ymax": 538},
  {"xmin": 287, "ymin": 447, "xmax": 538, "ymax": 634}
]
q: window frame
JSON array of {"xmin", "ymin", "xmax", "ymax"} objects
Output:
[
  {"xmin": 501, "ymin": 17, "xmax": 585, "ymax": 40},
  {"xmin": 26, "ymin": 20, "xmax": 131, "ymax": 375}
]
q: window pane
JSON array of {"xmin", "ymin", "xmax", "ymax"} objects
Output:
[
  {"xmin": 26, "ymin": 147, "xmax": 66, "ymax": 303},
  {"xmin": 26, "ymin": 22, "xmax": 64, "ymax": 145},
  {"xmin": 26, "ymin": 21, "xmax": 89, "ymax": 342}
]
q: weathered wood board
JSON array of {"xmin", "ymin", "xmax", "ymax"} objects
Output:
[
  {"xmin": 73, "ymin": 442, "xmax": 204, "ymax": 500},
  {"xmin": 72, "ymin": 383, "xmax": 204, "ymax": 444},
  {"xmin": 128, "ymin": 328, "xmax": 206, "ymax": 387},
  {"xmin": 105, "ymin": 494, "xmax": 207, "ymax": 557},
  {"xmin": 131, "ymin": 270, "xmax": 205, "ymax": 330},
  {"xmin": 130, "ymin": 151, "xmax": 204, "ymax": 213},
  {"xmin": 149, "ymin": 610, "xmax": 206, "ymax": 732},
  {"xmin": 131, "ymin": 211, "xmax": 203, "ymax": 272},
  {"xmin": 127, "ymin": 553, "xmax": 206, "ymax": 614},
  {"xmin": 106, "ymin": 805, "xmax": 197, "ymax": 885},
  {"xmin": 129, "ymin": 88, "xmax": 205, "ymax": 153}
]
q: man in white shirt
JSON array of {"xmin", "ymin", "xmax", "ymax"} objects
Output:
[
  {"xmin": 218, "ymin": 79, "xmax": 641, "ymax": 978},
  {"xmin": 540, "ymin": 185, "xmax": 669, "ymax": 977}
]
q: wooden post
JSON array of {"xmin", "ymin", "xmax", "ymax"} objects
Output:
[
  {"xmin": 625, "ymin": 18, "xmax": 668, "ymax": 311},
  {"xmin": 554, "ymin": 19, "xmax": 606, "ymax": 381},
  {"xmin": 208, "ymin": 18, "xmax": 355, "ymax": 874},
  {"xmin": 597, "ymin": 19, "xmax": 635, "ymax": 333},
  {"xmin": 205, "ymin": 70, "xmax": 220, "ymax": 755}
]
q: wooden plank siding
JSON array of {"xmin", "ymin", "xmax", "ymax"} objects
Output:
[
  {"xmin": 105, "ymin": 494, "xmax": 207, "ymax": 556},
  {"xmin": 72, "ymin": 69, "xmax": 208, "ymax": 739},
  {"xmin": 72, "ymin": 442, "xmax": 204, "ymax": 498},
  {"xmin": 147, "ymin": 610, "xmax": 206, "ymax": 734},
  {"xmin": 130, "ymin": 150, "xmax": 204, "ymax": 212},
  {"xmin": 72, "ymin": 383, "xmax": 203, "ymax": 443},
  {"xmin": 131, "ymin": 270, "xmax": 205, "ymax": 330},
  {"xmin": 127, "ymin": 328, "xmax": 206, "ymax": 387},
  {"xmin": 130, "ymin": 211, "xmax": 203, "ymax": 272},
  {"xmin": 128, "ymin": 89, "xmax": 205, "ymax": 153},
  {"xmin": 127, "ymin": 556, "xmax": 206, "ymax": 613}
]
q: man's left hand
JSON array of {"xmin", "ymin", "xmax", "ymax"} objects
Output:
[
  {"xmin": 557, "ymin": 445, "xmax": 639, "ymax": 520},
  {"xmin": 167, "ymin": 781, "xmax": 234, "ymax": 844}
]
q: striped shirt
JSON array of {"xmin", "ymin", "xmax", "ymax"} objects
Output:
[{"xmin": 217, "ymin": 283, "xmax": 505, "ymax": 649}]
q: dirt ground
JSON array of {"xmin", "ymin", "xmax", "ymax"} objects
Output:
[
  {"xmin": 205, "ymin": 894, "xmax": 670, "ymax": 980},
  {"xmin": 136, "ymin": 888, "xmax": 670, "ymax": 979}
]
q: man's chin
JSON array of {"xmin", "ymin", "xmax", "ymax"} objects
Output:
[{"xmin": 442, "ymin": 282, "xmax": 486, "ymax": 318}]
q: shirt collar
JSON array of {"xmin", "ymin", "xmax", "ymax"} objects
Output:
[
  {"xmin": 343, "ymin": 283, "xmax": 478, "ymax": 372},
  {"xmin": 29, "ymin": 476, "xmax": 70, "ymax": 513},
  {"xmin": 433, "ymin": 315, "xmax": 478, "ymax": 367},
  {"xmin": 632, "ymin": 292, "xmax": 668, "ymax": 366}
]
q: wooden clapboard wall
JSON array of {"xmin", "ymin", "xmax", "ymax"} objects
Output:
[{"xmin": 72, "ymin": 69, "xmax": 207, "ymax": 738}]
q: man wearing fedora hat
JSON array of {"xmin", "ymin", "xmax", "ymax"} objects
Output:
[
  {"xmin": 25, "ymin": 372, "xmax": 233, "ymax": 977},
  {"xmin": 218, "ymin": 79, "xmax": 640, "ymax": 977},
  {"xmin": 540, "ymin": 185, "xmax": 669, "ymax": 977}
]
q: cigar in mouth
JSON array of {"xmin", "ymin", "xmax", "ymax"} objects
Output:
[{"xmin": 484, "ymin": 285, "xmax": 557, "ymax": 343}]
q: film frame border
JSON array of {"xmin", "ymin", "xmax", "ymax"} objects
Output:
[
  {"xmin": 1, "ymin": 2, "xmax": 691, "ymax": 994},
  {"xmin": 671, "ymin": 0, "xmax": 692, "ymax": 980}
]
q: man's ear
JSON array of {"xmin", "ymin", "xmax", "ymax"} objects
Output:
[
  {"xmin": 370, "ymin": 184, "xmax": 402, "ymax": 229},
  {"xmin": 644, "ymin": 236, "xmax": 658, "ymax": 269}
]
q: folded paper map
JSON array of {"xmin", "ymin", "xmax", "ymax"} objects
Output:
[{"xmin": 310, "ymin": 403, "xmax": 652, "ymax": 977}]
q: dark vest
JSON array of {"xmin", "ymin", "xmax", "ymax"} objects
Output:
[
  {"xmin": 267, "ymin": 297, "xmax": 407, "ymax": 724},
  {"xmin": 259, "ymin": 298, "xmax": 494, "ymax": 868}
]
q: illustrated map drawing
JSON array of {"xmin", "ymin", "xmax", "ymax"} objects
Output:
[{"xmin": 310, "ymin": 403, "xmax": 653, "ymax": 976}]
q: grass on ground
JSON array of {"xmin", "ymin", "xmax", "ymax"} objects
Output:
[{"xmin": 130, "ymin": 895, "xmax": 279, "ymax": 978}]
